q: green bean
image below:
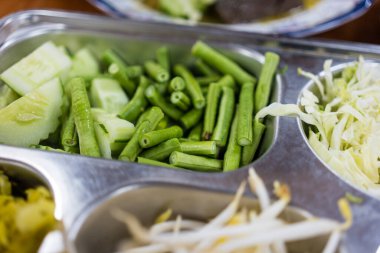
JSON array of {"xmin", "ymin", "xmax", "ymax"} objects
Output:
[
  {"xmin": 103, "ymin": 49, "xmax": 137, "ymax": 97},
  {"xmin": 137, "ymin": 157, "xmax": 177, "ymax": 169},
  {"xmin": 174, "ymin": 64, "xmax": 205, "ymax": 109},
  {"xmin": 169, "ymin": 76, "xmax": 186, "ymax": 92},
  {"xmin": 156, "ymin": 46, "xmax": 170, "ymax": 71},
  {"xmin": 170, "ymin": 91, "xmax": 191, "ymax": 111},
  {"xmin": 255, "ymin": 52, "xmax": 279, "ymax": 113},
  {"xmin": 70, "ymin": 77, "xmax": 100, "ymax": 157},
  {"xmin": 154, "ymin": 82, "xmax": 168, "ymax": 95},
  {"xmin": 119, "ymin": 107, "xmax": 164, "ymax": 161},
  {"xmin": 125, "ymin": 65, "xmax": 143, "ymax": 79},
  {"xmin": 195, "ymin": 59, "xmax": 219, "ymax": 77},
  {"xmin": 211, "ymin": 86, "xmax": 235, "ymax": 147},
  {"xmin": 180, "ymin": 108, "xmax": 203, "ymax": 130},
  {"xmin": 169, "ymin": 151, "xmax": 222, "ymax": 172},
  {"xmin": 180, "ymin": 141, "xmax": 217, "ymax": 156},
  {"xmin": 145, "ymin": 85, "xmax": 183, "ymax": 120},
  {"xmin": 140, "ymin": 125, "xmax": 183, "ymax": 148},
  {"xmin": 224, "ymin": 111, "xmax": 241, "ymax": 172},
  {"xmin": 196, "ymin": 76, "xmax": 220, "ymax": 86},
  {"xmin": 108, "ymin": 63, "xmax": 136, "ymax": 97},
  {"xmin": 237, "ymin": 82, "xmax": 254, "ymax": 146},
  {"xmin": 188, "ymin": 123, "xmax": 202, "ymax": 141},
  {"xmin": 156, "ymin": 116, "xmax": 170, "ymax": 130},
  {"xmin": 140, "ymin": 138, "xmax": 181, "ymax": 161},
  {"xmin": 192, "ymin": 41, "xmax": 256, "ymax": 85},
  {"xmin": 119, "ymin": 76, "xmax": 150, "ymax": 122},
  {"xmin": 102, "ymin": 49, "xmax": 128, "ymax": 66},
  {"xmin": 241, "ymin": 119, "xmax": 266, "ymax": 166},
  {"xmin": 60, "ymin": 105, "xmax": 78, "ymax": 152},
  {"xmin": 144, "ymin": 60, "xmax": 170, "ymax": 83},
  {"xmin": 203, "ymin": 75, "xmax": 235, "ymax": 140}
]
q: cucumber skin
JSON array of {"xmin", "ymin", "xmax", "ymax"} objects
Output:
[{"xmin": 0, "ymin": 78, "xmax": 63, "ymax": 147}]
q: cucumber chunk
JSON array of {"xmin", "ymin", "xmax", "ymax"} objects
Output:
[
  {"xmin": 92, "ymin": 108, "xmax": 135, "ymax": 157},
  {"xmin": 68, "ymin": 48, "xmax": 100, "ymax": 80},
  {"xmin": 0, "ymin": 41, "xmax": 72, "ymax": 95},
  {"xmin": 0, "ymin": 78, "xmax": 63, "ymax": 147},
  {"xmin": 90, "ymin": 77, "xmax": 129, "ymax": 114}
]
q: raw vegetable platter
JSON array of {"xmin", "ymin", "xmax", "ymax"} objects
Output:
[{"xmin": 0, "ymin": 10, "xmax": 380, "ymax": 253}]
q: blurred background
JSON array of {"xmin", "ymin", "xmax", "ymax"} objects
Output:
[{"xmin": 0, "ymin": 0, "xmax": 379, "ymax": 43}]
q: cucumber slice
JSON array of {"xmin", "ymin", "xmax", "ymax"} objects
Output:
[
  {"xmin": 68, "ymin": 48, "xmax": 99, "ymax": 80},
  {"xmin": 0, "ymin": 78, "xmax": 63, "ymax": 147},
  {"xmin": 0, "ymin": 41, "xmax": 72, "ymax": 96},
  {"xmin": 92, "ymin": 109, "xmax": 135, "ymax": 156},
  {"xmin": 0, "ymin": 85, "xmax": 19, "ymax": 109},
  {"xmin": 90, "ymin": 77, "xmax": 129, "ymax": 114}
]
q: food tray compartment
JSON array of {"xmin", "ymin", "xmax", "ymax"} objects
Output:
[
  {"xmin": 71, "ymin": 183, "xmax": 334, "ymax": 253},
  {"xmin": 0, "ymin": 24, "xmax": 280, "ymax": 170},
  {"xmin": 0, "ymin": 10, "xmax": 380, "ymax": 253}
]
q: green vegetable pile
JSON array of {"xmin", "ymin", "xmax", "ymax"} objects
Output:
[
  {"xmin": 0, "ymin": 171, "xmax": 56, "ymax": 253},
  {"xmin": 0, "ymin": 40, "xmax": 279, "ymax": 172},
  {"xmin": 257, "ymin": 57, "xmax": 380, "ymax": 196},
  {"xmin": 150, "ymin": 0, "xmax": 216, "ymax": 21}
]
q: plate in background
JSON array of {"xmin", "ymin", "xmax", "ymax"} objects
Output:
[{"xmin": 88, "ymin": 0, "xmax": 374, "ymax": 37}]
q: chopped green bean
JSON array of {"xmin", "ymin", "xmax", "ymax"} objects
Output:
[
  {"xmin": 196, "ymin": 76, "xmax": 220, "ymax": 86},
  {"xmin": 70, "ymin": 77, "xmax": 100, "ymax": 157},
  {"xmin": 195, "ymin": 59, "xmax": 219, "ymax": 77},
  {"xmin": 180, "ymin": 108, "xmax": 203, "ymax": 130},
  {"xmin": 108, "ymin": 63, "xmax": 136, "ymax": 97},
  {"xmin": 154, "ymin": 82, "xmax": 168, "ymax": 95},
  {"xmin": 174, "ymin": 64, "xmax": 205, "ymax": 109},
  {"xmin": 140, "ymin": 125, "xmax": 183, "ymax": 148},
  {"xmin": 60, "ymin": 105, "xmax": 78, "ymax": 152},
  {"xmin": 211, "ymin": 86, "xmax": 235, "ymax": 147},
  {"xmin": 180, "ymin": 141, "xmax": 217, "ymax": 156},
  {"xmin": 145, "ymin": 85, "xmax": 183, "ymax": 120},
  {"xmin": 125, "ymin": 65, "xmax": 143, "ymax": 79},
  {"xmin": 119, "ymin": 76, "xmax": 150, "ymax": 122},
  {"xmin": 137, "ymin": 157, "xmax": 177, "ymax": 169},
  {"xmin": 169, "ymin": 151, "xmax": 222, "ymax": 172},
  {"xmin": 119, "ymin": 107, "xmax": 164, "ymax": 161},
  {"xmin": 170, "ymin": 91, "xmax": 191, "ymax": 111},
  {"xmin": 241, "ymin": 119, "xmax": 266, "ymax": 166},
  {"xmin": 169, "ymin": 76, "xmax": 186, "ymax": 92},
  {"xmin": 156, "ymin": 46, "xmax": 170, "ymax": 71},
  {"xmin": 203, "ymin": 75, "xmax": 235, "ymax": 140},
  {"xmin": 188, "ymin": 123, "xmax": 202, "ymax": 141},
  {"xmin": 144, "ymin": 60, "xmax": 170, "ymax": 83},
  {"xmin": 237, "ymin": 82, "xmax": 254, "ymax": 146},
  {"xmin": 192, "ymin": 41, "xmax": 256, "ymax": 85},
  {"xmin": 255, "ymin": 52, "xmax": 279, "ymax": 113},
  {"xmin": 156, "ymin": 116, "xmax": 170, "ymax": 130},
  {"xmin": 224, "ymin": 111, "xmax": 241, "ymax": 172},
  {"xmin": 140, "ymin": 138, "xmax": 181, "ymax": 161}
]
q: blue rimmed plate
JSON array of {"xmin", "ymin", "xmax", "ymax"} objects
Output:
[{"xmin": 88, "ymin": 0, "xmax": 374, "ymax": 37}]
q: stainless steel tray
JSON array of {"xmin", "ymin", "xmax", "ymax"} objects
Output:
[{"xmin": 0, "ymin": 10, "xmax": 380, "ymax": 253}]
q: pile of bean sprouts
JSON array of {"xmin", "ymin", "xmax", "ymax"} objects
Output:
[{"xmin": 112, "ymin": 168, "xmax": 351, "ymax": 253}]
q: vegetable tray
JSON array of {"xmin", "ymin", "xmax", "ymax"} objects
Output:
[{"xmin": 0, "ymin": 10, "xmax": 380, "ymax": 253}]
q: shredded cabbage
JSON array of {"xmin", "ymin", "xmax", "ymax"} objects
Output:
[{"xmin": 257, "ymin": 58, "xmax": 380, "ymax": 197}]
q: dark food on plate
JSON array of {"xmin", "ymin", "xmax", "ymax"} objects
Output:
[
  {"xmin": 113, "ymin": 168, "xmax": 351, "ymax": 253},
  {"xmin": 0, "ymin": 40, "xmax": 279, "ymax": 172},
  {"xmin": 143, "ymin": 0, "xmax": 319, "ymax": 23},
  {"xmin": 215, "ymin": 0, "xmax": 302, "ymax": 23},
  {"xmin": 0, "ymin": 171, "xmax": 56, "ymax": 253}
]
